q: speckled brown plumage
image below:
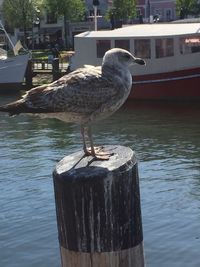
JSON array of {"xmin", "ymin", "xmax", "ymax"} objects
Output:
[{"xmin": 0, "ymin": 48, "xmax": 145, "ymax": 159}]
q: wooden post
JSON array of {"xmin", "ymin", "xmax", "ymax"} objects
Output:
[
  {"xmin": 25, "ymin": 59, "xmax": 33, "ymax": 87},
  {"xmin": 53, "ymin": 145, "xmax": 145, "ymax": 267},
  {"xmin": 52, "ymin": 58, "xmax": 60, "ymax": 81},
  {"xmin": 42, "ymin": 61, "xmax": 45, "ymax": 70}
]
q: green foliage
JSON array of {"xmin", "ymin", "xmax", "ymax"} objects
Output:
[
  {"xmin": 193, "ymin": 3, "xmax": 200, "ymax": 15},
  {"xmin": 2, "ymin": 0, "xmax": 42, "ymax": 29},
  {"xmin": 32, "ymin": 50, "xmax": 49, "ymax": 60},
  {"xmin": 44, "ymin": 0, "xmax": 85, "ymax": 48},
  {"xmin": 111, "ymin": 0, "xmax": 136, "ymax": 20},
  {"xmin": 176, "ymin": 0, "xmax": 199, "ymax": 18},
  {"xmin": 44, "ymin": 0, "xmax": 86, "ymax": 22},
  {"xmin": 2, "ymin": 0, "xmax": 43, "ymax": 45}
]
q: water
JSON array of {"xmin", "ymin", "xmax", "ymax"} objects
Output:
[{"xmin": 0, "ymin": 94, "xmax": 200, "ymax": 267}]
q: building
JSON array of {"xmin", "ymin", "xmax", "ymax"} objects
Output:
[
  {"xmin": 107, "ymin": 0, "xmax": 176, "ymax": 22},
  {"xmin": 0, "ymin": 0, "xmax": 111, "ymax": 48},
  {"xmin": 135, "ymin": 0, "xmax": 177, "ymax": 22},
  {"xmin": 0, "ymin": 0, "xmax": 177, "ymax": 49}
]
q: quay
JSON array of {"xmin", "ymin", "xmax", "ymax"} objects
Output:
[{"xmin": 24, "ymin": 57, "xmax": 70, "ymax": 89}]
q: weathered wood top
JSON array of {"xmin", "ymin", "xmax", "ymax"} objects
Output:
[{"xmin": 54, "ymin": 145, "xmax": 136, "ymax": 179}]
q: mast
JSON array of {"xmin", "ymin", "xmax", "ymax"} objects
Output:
[{"xmin": 0, "ymin": 20, "xmax": 15, "ymax": 51}]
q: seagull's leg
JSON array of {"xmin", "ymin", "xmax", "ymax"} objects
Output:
[
  {"xmin": 87, "ymin": 126, "xmax": 111, "ymax": 160},
  {"xmin": 82, "ymin": 125, "xmax": 112, "ymax": 160},
  {"xmin": 81, "ymin": 125, "xmax": 101, "ymax": 156},
  {"xmin": 87, "ymin": 126, "xmax": 96, "ymax": 156},
  {"xmin": 81, "ymin": 125, "xmax": 90, "ymax": 155}
]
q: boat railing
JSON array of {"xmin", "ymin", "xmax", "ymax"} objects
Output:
[{"xmin": 32, "ymin": 58, "xmax": 69, "ymax": 73}]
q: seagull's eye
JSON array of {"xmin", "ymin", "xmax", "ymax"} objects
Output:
[{"xmin": 123, "ymin": 54, "xmax": 130, "ymax": 60}]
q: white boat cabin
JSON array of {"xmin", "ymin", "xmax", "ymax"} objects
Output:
[{"xmin": 71, "ymin": 23, "xmax": 200, "ymax": 76}]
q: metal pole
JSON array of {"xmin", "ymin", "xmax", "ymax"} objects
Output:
[
  {"xmin": 94, "ymin": 5, "xmax": 97, "ymax": 31},
  {"xmin": 0, "ymin": 20, "xmax": 15, "ymax": 51}
]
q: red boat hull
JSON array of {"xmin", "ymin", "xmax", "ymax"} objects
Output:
[{"xmin": 130, "ymin": 67, "xmax": 200, "ymax": 100}]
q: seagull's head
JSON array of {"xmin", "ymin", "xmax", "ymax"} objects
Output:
[{"xmin": 102, "ymin": 48, "xmax": 146, "ymax": 69}]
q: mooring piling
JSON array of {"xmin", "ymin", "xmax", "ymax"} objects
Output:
[
  {"xmin": 52, "ymin": 58, "xmax": 60, "ymax": 81},
  {"xmin": 25, "ymin": 59, "xmax": 33, "ymax": 87},
  {"xmin": 53, "ymin": 145, "xmax": 145, "ymax": 267}
]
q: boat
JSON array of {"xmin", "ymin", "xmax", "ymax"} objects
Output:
[
  {"xmin": 71, "ymin": 23, "xmax": 200, "ymax": 100},
  {"xmin": 0, "ymin": 21, "xmax": 30, "ymax": 91}
]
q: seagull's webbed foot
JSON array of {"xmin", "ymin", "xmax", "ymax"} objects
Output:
[
  {"xmin": 88, "ymin": 146, "xmax": 113, "ymax": 160},
  {"xmin": 81, "ymin": 125, "xmax": 113, "ymax": 160}
]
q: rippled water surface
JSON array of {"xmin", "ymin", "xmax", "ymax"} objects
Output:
[{"xmin": 0, "ymin": 94, "xmax": 200, "ymax": 267}]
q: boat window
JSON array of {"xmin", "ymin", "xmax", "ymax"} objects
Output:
[
  {"xmin": 155, "ymin": 38, "xmax": 174, "ymax": 58},
  {"xmin": 115, "ymin": 40, "xmax": 130, "ymax": 51},
  {"xmin": 96, "ymin": 40, "xmax": 111, "ymax": 58},
  {"xmin": 179, "ymin": 36, "xmax": 200, "ymax": 54},
  {"xmin": 134, "ymin": 39, "xmax": 151, "ymax": 58}
]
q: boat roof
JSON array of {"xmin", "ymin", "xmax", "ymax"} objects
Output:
[{"xmin": 76, "ymin": 23, "xmax": 200, "ymax": 38}]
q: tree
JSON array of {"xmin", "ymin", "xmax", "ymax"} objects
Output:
[
  {"xmin": 44, "ymin": 0, "xmax": 85, "ymax": 48},
  {"xmin": 111, "ymin": 0, "xmax": 136, "ymax": 21},
  {"xmin": 176, "ymin": 0, "xmax": 197, "ymax": 18},
  {"xmin": 2, "ymin": 0, "xmax": 42, "ymax": 46},
  {"xmin": 192, "ymin": 2, "xmax": 200, "ymax": 16}
]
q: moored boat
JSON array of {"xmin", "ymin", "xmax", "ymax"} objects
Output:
[
  {"xmin": 0, "ymin": 21, "xmax": 29, "ymax": 91},
  {"xmin": 71, "ymin": 23, "xmax": 200, "ymax": 100}
]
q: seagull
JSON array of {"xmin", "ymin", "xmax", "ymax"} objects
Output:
[{"xmin": 0, "ymin": 48, "xmax": 145, "ymax": 160}]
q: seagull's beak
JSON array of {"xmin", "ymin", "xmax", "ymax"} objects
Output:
[{"xmin": 134, "ymin": 57, "xmax": 146, "ymax": 65}]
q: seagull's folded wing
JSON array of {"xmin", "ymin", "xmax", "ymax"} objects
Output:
[{"xmin": 24, "ymin": 67, "xmax": 120, "ymax": 114}]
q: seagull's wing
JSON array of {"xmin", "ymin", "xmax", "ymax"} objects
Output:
[{"xmin": 23, "ymin": 66, "xmax": 119, "ymax": 114}]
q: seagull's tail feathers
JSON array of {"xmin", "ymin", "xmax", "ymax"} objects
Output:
[{"xmin": 0, "ymin": 99, "xmax": 28, "ymax": 116}]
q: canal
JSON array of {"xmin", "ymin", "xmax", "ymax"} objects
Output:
[{"xmin": 0, "ymin": 94, "xmax": 199, "ymax": 267}]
